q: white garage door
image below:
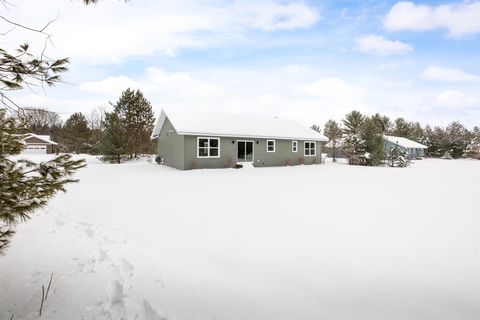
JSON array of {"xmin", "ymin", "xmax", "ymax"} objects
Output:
[{"xmin": 23, "ymin": 145, "xmax": 47, "ymax": 154}]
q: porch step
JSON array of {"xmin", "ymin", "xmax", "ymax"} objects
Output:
[{"xmin": 236, "ymin": 162, "xmax": 255, "ymax": 169}]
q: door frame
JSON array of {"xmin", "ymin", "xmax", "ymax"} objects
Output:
[{"xmin": 237, "ymin": 140, "xmax": 255, "ymax": 163}]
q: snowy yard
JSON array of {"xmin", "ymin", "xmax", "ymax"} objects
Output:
[{"xmin": 1, "ymin": 156, "xmax": 480, "ymax": 320}]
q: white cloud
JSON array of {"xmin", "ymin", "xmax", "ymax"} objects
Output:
[
  {"xmin": 1, "ymin": 0, "xmax": 319, "ymax": 64},
  {"xmin": 79, "ymin": 76, "xmax": 139, "ymax": 96},
  {"xmin": 78, "ymin": 67, "xmax": 224, "ymax": 99},
  {"xmin": 355, "ymin": 35, "xmax": 413, "ymax": 56},
  {"xmin": 421, "ymin": 66, "xmax": 480, "ymax": 82},
  {"xmin": 296, "ymin": 77, "xmax": 368, "ymax": 99},
  {"xmin": 423, "ymin": 89, "xmax": 480, "ymax": 109},
  {"xmin": 384, "ymin": 1, "xmax": 480, "ymax": 38},
  {"xmin": 234, "ymin": 1, "xmax": 320, "ymax": 32}
]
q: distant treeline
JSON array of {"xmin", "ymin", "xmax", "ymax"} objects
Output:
[
  {"xmin": 313, "ymin": 110, "xmax": 480, "ymax": 165},
  {"xmin": 11, "ymin": 88, "xmax": 155, "ymax": 163}
]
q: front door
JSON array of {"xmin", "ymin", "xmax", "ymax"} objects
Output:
[{"xmin": 237, "ymin": 141, "xmax": 254, "ymax": 162}]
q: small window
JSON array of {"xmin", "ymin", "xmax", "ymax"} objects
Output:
[
  {"xmin": 304, "ymin": 141, "xmax": 316, "ymax": 156},
  {"xmin": 267, "ymin": 140, "xmax": 275, "ymax": 152},
  {"xmin": 292, "ymin": 141, "xmax": 298, "ymax": 152},
  {"xmin": 197, "ymin": 137, "xmax": 220, "ymax": 158}
]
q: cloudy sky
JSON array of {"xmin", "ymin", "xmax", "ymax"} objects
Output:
[{"xmin": 3, "ymin": 0, "xmax": 480, "ymax": 128}]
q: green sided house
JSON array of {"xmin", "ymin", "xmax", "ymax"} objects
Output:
[{"xmin": 151, "ymin": 109, "xmax": 328, "ymax": 170}]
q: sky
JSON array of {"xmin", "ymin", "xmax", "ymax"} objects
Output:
[{"xmin": 3, "ymin": 0, "xmax": 480, "ymax": 128}]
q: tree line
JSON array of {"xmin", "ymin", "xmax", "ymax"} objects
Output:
[
  {"xmin": 317, "ymin": 111, "xmax": 480, "ymax": 165},
  {"xmin": 12, "ymin": 88, "xmax": 155, "ymax": 163}
]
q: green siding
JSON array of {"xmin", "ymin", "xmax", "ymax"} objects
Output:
[
  {"xmin": 183, "ymin": 135, "xmax": 322, "ymax": 170},
  {"xmin": 156, "ymin": 116, "xmax": 324, "ymax": 170},
  {"xmin": 156, "ymin": 117, "xmax": 185, "ymax": 170}
]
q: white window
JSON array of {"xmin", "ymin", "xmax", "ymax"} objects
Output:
[
  {"xmin": 197, "ymin": 137, "xmax": 220, "ymax": 158},
  {"xmin": 304, "ymin": 141, "xmax": 316, "ymax": 156},
  {"xmin": 266, "ymin": 140, "xmax": 275, "ymax": 152},
  {"xmin": 292, "ymin": 141, "xmax": 298, "ymax": 152}
]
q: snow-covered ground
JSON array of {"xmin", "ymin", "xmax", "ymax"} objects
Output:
[{"xmin": 1, "ymin": 155, "xmax": 480, "ymax": 320}]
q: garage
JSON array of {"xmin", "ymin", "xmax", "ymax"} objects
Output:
[{"xmin": 23, "ymin": 145, "xmax": 47, "ymax": 154}]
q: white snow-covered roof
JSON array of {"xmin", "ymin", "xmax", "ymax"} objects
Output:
[
  {"xmin": 384, "ymin": 135, "xmax": 426, "ymax": 149},
  {"xmin": 24, "ymin": 133, "xmax": 58, "ymax": 145},
  {"xmin": 151, "ymin": 109, "xmax": 328, "ymax": 141}
]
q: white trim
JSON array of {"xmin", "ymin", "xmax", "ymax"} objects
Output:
[
  {"xmin": 266, "ymin": 140, "xmax": 276, "ymax": 152},
  {"xmin": 292, "ymin": 140, "xmax": 298, "ymax": 152},
  {"xmin": 197, "ymin": 137, "xmax": 221, "ymax": 158},
  {"xmin": 23, "ymin": 133, "xmax": 58, "ymax": 145},
  {"xmin": 304, "ymin": 141, "xmax": 316, "ymax": 157},
  {"xmin": 237, "ymin": 140, "xmax": 255, "ymax": 163}
]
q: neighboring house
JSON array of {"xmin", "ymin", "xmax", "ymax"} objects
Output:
[
  {"xmin": 151, "ymin": 109, "xmax": 328, "ymax": 169},
  {"xmin": 21, "ymin": 133, "xmax": 59, "ymax": 154},
  {"xmin": 384, "ymin": 135, "xmax": 427, "ymax": 159}
]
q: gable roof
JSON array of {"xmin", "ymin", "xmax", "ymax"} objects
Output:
[
  {"xmin": 384, "ymin": 135, "xmax": 427, "ymax": 149},
  {"xmin": 24, "ymin": 133, "xmax": 58, "ymax": 145},
  {"xmin": 151, "ymin": 109, "xmax": 328, "ymax": 142}
]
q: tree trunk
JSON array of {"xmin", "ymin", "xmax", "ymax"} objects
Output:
[{"xmin": 332, "ymin": 140, "xmax": 337, "ymax": 162}]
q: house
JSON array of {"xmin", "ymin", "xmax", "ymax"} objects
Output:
[
  {"xmin": 151, "ymin": 109, "xmax": 328, "ymax": 169},
  {"xmin": 21, "ymin": 133, "xmax": 59, "ymax": 154},
  {"xmin": 384, "ymin": 135, "xmax": 427, "ymax": 159}
]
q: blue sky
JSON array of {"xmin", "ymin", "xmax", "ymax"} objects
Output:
[{"xmin": 5, "ymin": 0, "xmax": 480, "ymax": 128}]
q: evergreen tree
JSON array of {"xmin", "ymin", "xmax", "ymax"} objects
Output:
[
  {"xmin": 343, "ymin": 110, "xmax": 365, "ymax": 134},
  {"xmin": 388, "ymin": 144, "xmax": 409, "ymax": 167},
  {"xmin": 445, "ymin": 121, "xmax": 469, "ymax": 158},
  {"xmin": 0, "ymin": 112, "xmax": 85, "ymax": 254},
  {"xmin": 342, "ymin": 110, "xmax": 365, "ymax": 161},
  {"xmin": 323, "ymin": 119, "xmax": 342, "ymax": 162},
  {"xmin": 465, "ymin": 126, "xmax": 480, "ymax": 159},
  {"xmin": 410, "ymin": 122, "xmax": 424, "ymax": 141},
  {"xmin": 111, "ymin": 88, "xmax": 155, "ymax": 158},
  {"xmin": 359, "ymin": 117, "xmax": 385, "ymax": 166},
  {"xmin": 100, "ymin": 112, "xmax": 126, "ymax": 163},
  {"xmin": 0, "ymin": 0, "xmax": 96, "ymax": 255},
  {"xmin": 371, "ymin": 113, "xmax": 391, "ymax": 134},
  {"xmin": 391, "ymin": 118, "xmax": 412, "ymax": 137},
  {"xmin": 62, "ymin": 112, "xmax": 91, "ymax": 153}
]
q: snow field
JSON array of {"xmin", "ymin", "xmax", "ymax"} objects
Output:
[{"xmin": 1, "ymin": 156, "xmax": 480, "ymax": 320}]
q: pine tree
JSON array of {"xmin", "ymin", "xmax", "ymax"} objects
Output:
[
  {"xmin": 100, "ymin": 112, "xmax": 126, "ymax": 163},
  {"xmin": 371, "ymin": 113, "xmax": 391, "ymax": 134},
  {"xmin": 0, "ymin": 112, "xmax": 85, "ymax": 254},
  {"xmin": 323, "ymin": 119, "xmax": 342, "ymax": 162},
  {"xmin": 111, "ymin": 88, "xmax": 155, "ymax": 158},
  {"xmin": 62, "ymin": 112, "xmax": 91, "ymax": 153},
  {"xmin": 0, "ymin": 0, "xmax": 96, "ymax": 255},
  {"xmin": 342, "ymin": 111, "xmax": 365, "ymax": 162},
  {"xmin": 465, "ymin": 126, "xmax": 480, "ymax": 159},
  {"xmin": 359, "ymin": 117, "xmax": 385, "ymax": 166},
  {"xmin": 388, "ymin": 144, "xmax": 409, "ymax": 167},
  {"xmin": 445, "ymin": 121, "xmax": 469, "ymax": 159},
  {"xmin": 391, "ymin": 118, "xmax": 412, "ymax": 137}
]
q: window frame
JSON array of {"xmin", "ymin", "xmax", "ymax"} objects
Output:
[
  {"xmin": 197, "ymin": 137, "xmax": 221, "ymax": 158},
  {"xmin": 292, "ymin": 140, "xmax": 298, "ymax": 153},
  {"xmin": 266, "ymin": 140, "xmax": 276, "ymax": 153},
  {"xmin": 304, "ymin": 141, "xmax": 316, "ymax": 157}
]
